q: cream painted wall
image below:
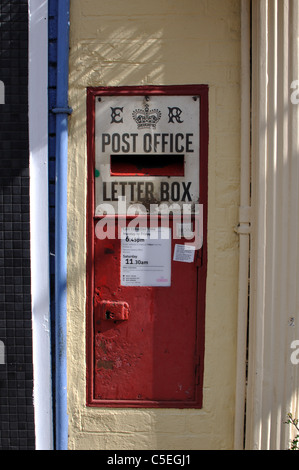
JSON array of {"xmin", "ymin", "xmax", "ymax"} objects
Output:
[{"xmin": 67, "ymin": 0, "xmax": 241, "ymax": 450}]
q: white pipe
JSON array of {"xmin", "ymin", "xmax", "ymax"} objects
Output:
[
  {"xmin": 245, "ymin": 0, "xmax": 269, "ymax": 450},
  {"xmin": 234, "ymin": 0, "xmax": 251, "ymax": 450},
  {"xmin": 29, "ymin": 0, "xmax": 54, "ymax": 450}
]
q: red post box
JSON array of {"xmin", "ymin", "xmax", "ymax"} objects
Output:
[{"xmin": 86, "ymin": 85, "xmax": 208, "ymax": 408}]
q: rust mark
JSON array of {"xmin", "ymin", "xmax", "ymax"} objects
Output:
[
  {"xmin": 99, "ymin": 340, "xmax": 108, "ymax": 353},
  {"xmin": 97, "ymin": 359, "xmax": 114, "ymax": 370}
]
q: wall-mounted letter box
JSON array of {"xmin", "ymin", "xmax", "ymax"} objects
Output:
[{"xmin": 86, "ymin": 85, "xmax": 208, "ymax": 408}]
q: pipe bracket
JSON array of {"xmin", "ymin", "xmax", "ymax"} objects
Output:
[
  {"xmin": 52, "ymin": 106, "xmax": 73, "ymax": 115},
  {"xmin": 234, "ymin": 223, "xmax": 251, "ymax": 235}
]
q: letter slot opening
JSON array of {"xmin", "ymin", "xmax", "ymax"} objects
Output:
[{"xmin": 110, "ymin": 154, "xmax": 185, "ymax": 177}]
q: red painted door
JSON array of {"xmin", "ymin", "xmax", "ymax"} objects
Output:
[{"xmin": 93, "ymin": 219, "xmax": 202, "ymax": 406}]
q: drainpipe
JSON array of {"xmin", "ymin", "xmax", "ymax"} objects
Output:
[
  {"xmin": 52, "ymin": 0, "xmax": 72, "ymax": 450},
  {"xmin": 234, "ymin": 0, "xmax": 251, "ymax": 450}
]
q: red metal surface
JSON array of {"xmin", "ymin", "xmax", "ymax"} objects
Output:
[
  {"xmin": 86, "ymin": 85, "xmax": 208, "ymax": 408},
  {"xmin": 93, "ymin": 219, "xmax": 200, "ymax": 404}
]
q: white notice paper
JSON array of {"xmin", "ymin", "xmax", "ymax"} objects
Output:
[
  {"xmin": 173, "ymin": 244, "xmax": 196, "ymax": 263},
  {"xmin": 121, "ymin": 227, "xmax": 171, "ymax": 286}
]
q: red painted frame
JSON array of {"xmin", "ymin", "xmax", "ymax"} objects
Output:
[{"xmin": 86, "ymin": 85, "xmax": 208, "ymax": 407}]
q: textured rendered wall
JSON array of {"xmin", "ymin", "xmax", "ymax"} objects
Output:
[{"xmin": 67, "ymin": 0, "xmax": 241, "ymax": 450}]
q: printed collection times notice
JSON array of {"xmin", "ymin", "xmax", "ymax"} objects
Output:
[{"xmin": 120, "ymin": 227, "xmax": 171, "ymax": 287}]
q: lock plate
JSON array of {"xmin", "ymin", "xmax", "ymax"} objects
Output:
[{"xmin": 99, "ymin": 300, "xmax": 129, "ymax": 321}]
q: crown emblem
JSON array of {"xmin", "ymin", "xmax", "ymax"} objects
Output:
[{"xmin": 132, "ymin": 104, "xmax": 161, "ymax": 129}]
